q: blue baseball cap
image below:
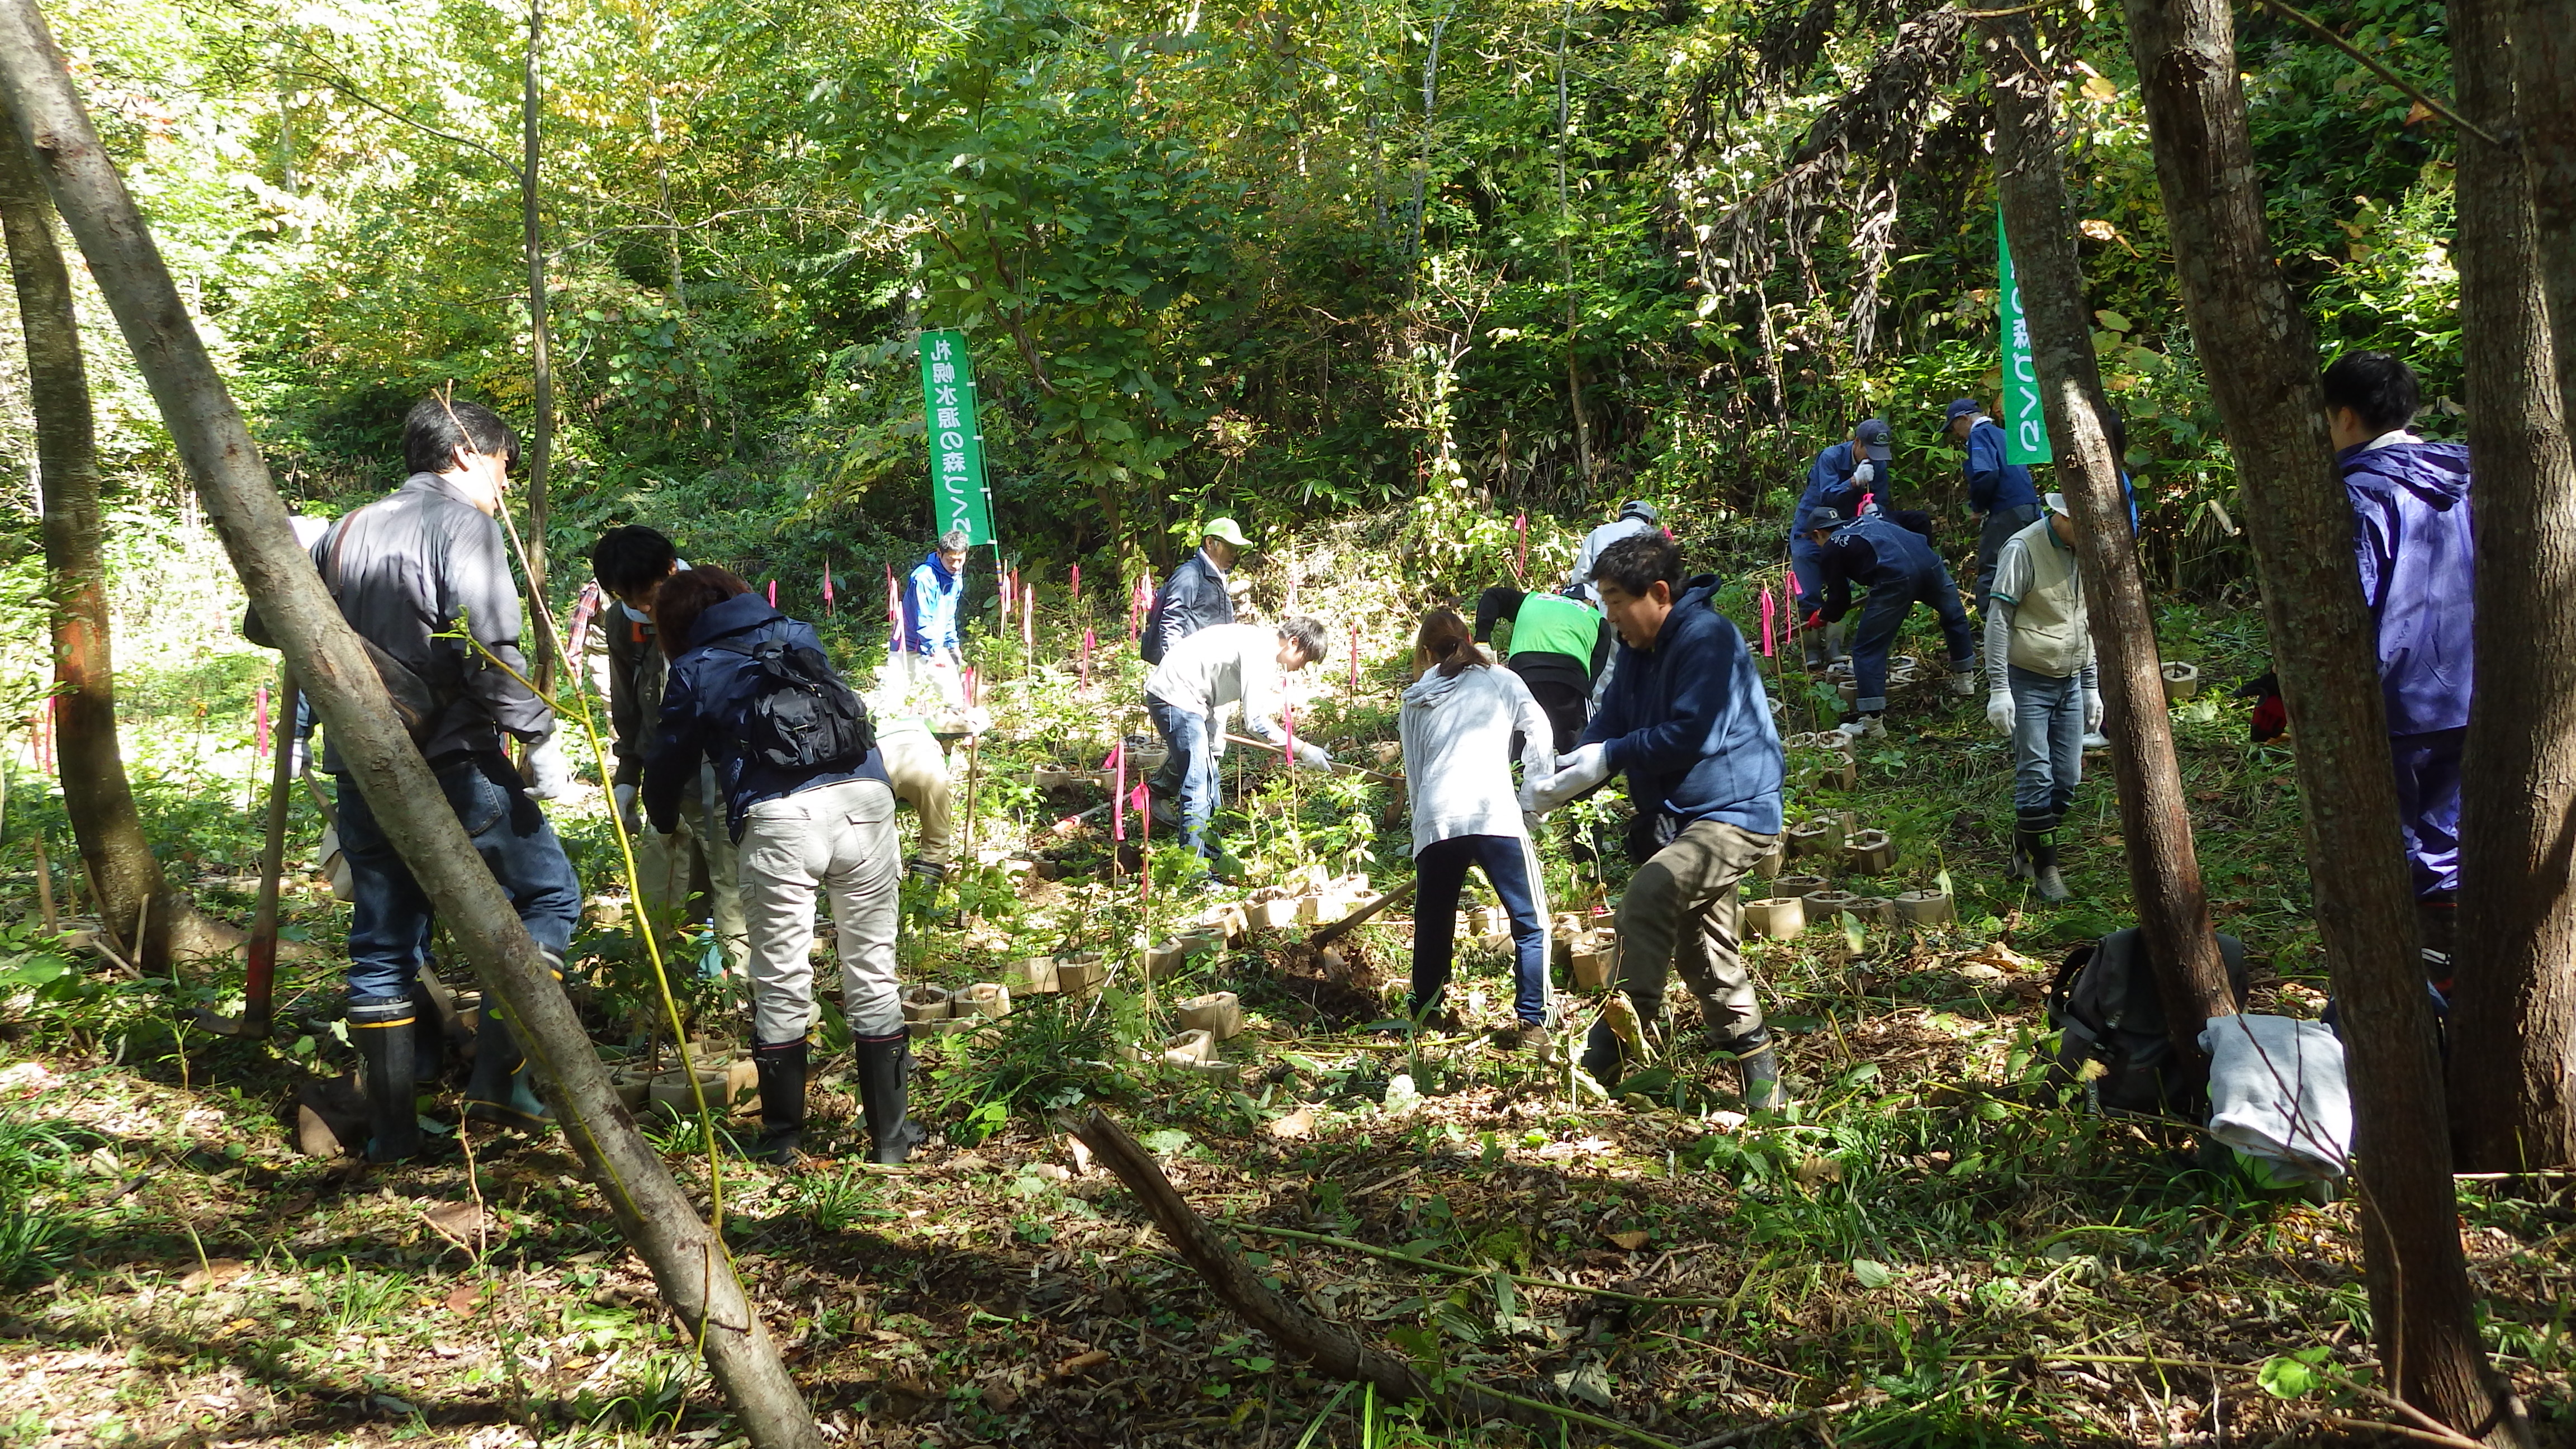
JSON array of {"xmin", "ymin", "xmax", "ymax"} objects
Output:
[
  {"xmin": 1853, "ymin": 418, "xmax": 1895, "ymax": 462},
  {"xmin": 1944, "ymin": 397, "xmax": 1985, "ymax": 425}
]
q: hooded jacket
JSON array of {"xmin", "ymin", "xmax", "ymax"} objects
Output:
[
  {"xmin": 899, "ymin": 551, "xmax": 963, "ymax": 657},
  {"xmin": 1581, "ymin": 576, "xmax": 1784, "ymax": 836},
  {"xmin": 2341, "ymin": 437, "xmax": 2474, "ymax": 736},
  {"xmin": 643, "ymin": 592, "xmax": 889, "ymax": 840},
  {"xmin": 247, "ymin": 471, "xmax": 553, "ymax": 767},
  {"xmin": 1398, "ymin": 661, "xmax": 1554, "ymax": 852}
]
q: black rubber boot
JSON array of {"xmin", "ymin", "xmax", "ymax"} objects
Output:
[
  {"xmin": 1716, "ymin": 1028, "xmax": 1786, "ymax": 1112},
  {"xmin": 466, "ymin": 955, "xmax": 560, "ymax": 1133},
  {"xmin": 750, "ymin": 1038, "xmax": 808, "ymax": 1166},
  {"xmin": 2015, "ymin": 809, "xmax": 2068, "ymax": 901},
  {"xmin": 854, "ymin": 1032, "xmax": 927, "ymax": 1165},
  {"xmin": 348, "ymin": 995, "xmax": 420, "ymax": 1163}
]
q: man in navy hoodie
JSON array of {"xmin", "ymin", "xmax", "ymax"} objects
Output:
[
  {"xmin": 1947, "ymin": 396, "xmax": 2041, "ymax": 613},
  {"xmin": 1527, "ymin": 533, "xmax": 1787, "ymax": 1109},
  {"xmin": 2324, "ymin": 352, "xmax": 2474, "ymax": 968}
]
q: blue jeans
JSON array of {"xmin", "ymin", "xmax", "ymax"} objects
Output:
[
  {"xmin": 335, "ymin": 751, "xmax": 582, "ymax": 1001},
  {"xmin": 1410, "ymin": 834, "xmax": 1549, "ymax": 1024},
  {"xmin": 2392, "ymin": 727, "xmax": 2464, "ymax": 897},
  {"xmin": 1851, "ymin": 567, "xmax": 1976, "ymax": 712},
  {"xmin": 1144, "ymin": 697, "xmax": 1220, "ymax": 865},
  {"xmin": 2008, "ymin": 666, "xmax": 2084, "ymax": 815}
]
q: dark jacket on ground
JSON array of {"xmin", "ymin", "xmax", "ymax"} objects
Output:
[
  {"xmin": 1580, "ymin": 575, "xmax": 1783, "ymax": 836},
  {"xmin": 2341, "ymin": 437, "xmax": 2474, "ymax": 736},
  {"xmin": 246, "ymin": 471, "xmax": 552, "ymax": 768},
  {"xmin": 1964, "ymin": 417, "xmax": 2039, "ymax": 514},
  {"xmin": 604, "ymin": 604, "xmax": 665, "ymax": 789},
  {"xmin": 642, "ymin": 592, "xmax": 889, "ymax": 841},
  {"xmin": 1813, "ymin": 516, "xmax": 1950, "ymax": 624},
  {"xmin": 1144, "ymin": 549, "xmax": 1234, "ymax": 663},
  {"xmin": 1472, "ymin": 586, "xmax": 1612, "ymax": 699}
]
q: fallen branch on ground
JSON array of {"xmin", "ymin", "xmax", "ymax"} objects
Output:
[{"xmin": 1223, "ymin": 1218, "xmax": 1736, "ymax": 1309}]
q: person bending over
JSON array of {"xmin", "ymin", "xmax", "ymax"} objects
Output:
[
  {"xmin": 1143, "ymin": 618, "xmax": 1332, "ymax": 879},
  {"xmin": 1803, "ymin": 505, "xmax": 1979, "ymax": 741},
  {"xmin": 1470, "ymin": 584, "xmax": 1611, "ymax": 753}
]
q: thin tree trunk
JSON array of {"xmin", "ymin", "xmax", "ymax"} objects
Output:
[
  {"xmin": 0, "ymin": 114, "xmax": 171, "ymax": 965},
  {"xmin": 2519, "ymin": 0, "xmax": 2576, "ymax": 441},
  {"xmin": 2446, "ymin": 0, "xmax": 2576, "ymax": 1171},
  {"xmin": 0, "ymin": 11, "xmax": 821, "ymax": 1446},
  {"xmin": 2117, "ymin": 0, "xmax": 2521, "ymax": 1437},
  {"xmin": 521, "ymin": 0, "xmax": 556, "ymax": 694},
  {"xmin": 1978, "ymin": 8, "xmax": 2234, "ymax": 1052}
]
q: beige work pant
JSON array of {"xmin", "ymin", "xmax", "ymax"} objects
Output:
[
  {"xmin": 639, "ymin": 767, "xmax": 746, "ymax": 972},
  {"xmin": 738, "ymin": 778, "xmax": 902, "ymax": 1044},
  {"xmin": 1614, "ymin": 818, "xmax": 1783, "ymax": 1041},
  {"xmin": 876, "ymin": 726, "xmax": 955, "ymax": 865}
]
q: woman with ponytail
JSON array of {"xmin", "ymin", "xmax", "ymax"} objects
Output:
[{"xmin": 1398, "ymin": 609, "xmax": 1557, "ymax": 1050}]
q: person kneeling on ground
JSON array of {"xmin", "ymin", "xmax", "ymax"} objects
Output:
[
  {"xmin": 1526, "ymin": 533, "xmax": 1788, "ymax": 1110},
  {"xmin": 643, "ymin": 567, "xmax": 920, "ymax": 1167},
  {"xmin": 1803, "ymin": 505, "xmax": 1979, "ymax": 740},
  {"xmin": 1984, "ymin": 493, "xmax": 2097, "ymax": 902},
  {"xmin": 1143, "ymin": 617, "xmax": 1333, "ymax": 879},
  {"xmin": 1399, "ymin": 610, "xmax": 1558, "ymax": 1052}
]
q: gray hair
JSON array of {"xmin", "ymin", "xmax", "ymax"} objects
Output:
[{"xmin": 936, "ymin": 528, "xmax": 972, "ymax": 554}]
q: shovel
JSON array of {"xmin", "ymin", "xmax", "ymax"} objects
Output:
[{"xmin": 196, "ymin": 666, "xmax": 297, "ymax": 1039}]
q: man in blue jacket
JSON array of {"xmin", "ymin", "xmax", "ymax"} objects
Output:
[
  {"xmin": 1526, "ymin": 533, "xmax": 1787, "ymax": 1109},
  {"xmin": 1947, "ymin": 396, "xmax": 2041, "ymax": 613},
  {"xmin": 2324, "ymin": 351, "xmax": 2474, "ymax": 968},
  {"xmin": 1790, "ymin": 419, "xmax": 1896, "ymax": 669},
  {"xmin": 1804, "ymin": 506, "xmax": 1980, "ymax": 740},
  {"xmin": 898, "ymin": 528, "xmax": 970, "ymax": 710}
]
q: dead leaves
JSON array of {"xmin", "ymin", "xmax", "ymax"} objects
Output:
[{"xmin": 178, "ymin": 1258, "xmax": 249, "ymax": 1291}]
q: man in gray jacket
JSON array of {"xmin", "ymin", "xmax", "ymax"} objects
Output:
[{"xmin": 261, "ymin": 397, "xmax": 583, "ymax": 1161}]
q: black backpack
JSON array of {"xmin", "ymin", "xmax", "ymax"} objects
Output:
[
  {"xmin": 717, "ymin": 637, "xmax": 873, "ymax": 772},
  {"xmin": 2047, "ymin": 927, "xmax": 2250, "ymax": 1121}
]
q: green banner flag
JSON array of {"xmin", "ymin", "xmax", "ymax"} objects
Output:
[
  {"xmin": 1996, "ymin": 205, "xmax": 2053, "ymax": 466},
  {"xmin": 919, "ymin": 329, "xmax": 995, "ymax": 546}
]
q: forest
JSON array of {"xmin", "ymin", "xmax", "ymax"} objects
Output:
[{"xmin": 0, "ymin": 0, "xmax": 2570, "ymax": 1442}]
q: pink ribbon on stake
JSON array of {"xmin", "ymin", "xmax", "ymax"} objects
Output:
[
  {"xmin": 1023, "ymin": 581, "xmax": 1035, "ymax": 655},
  {"xmin": 1111, "ymin": 740, "xmax": 1126, "ymax": 841},
  {"xmin": 1759, "ymin": 585, "xmax": 1776, "ymax": 657},
  {"xmin": 1082, "ymin": 627, "xmax": 1095, "ymax": 688},
  {"xmin": 1349, "ymin": 625, "xmax": 1360, "ymax": 694},
  {"xmin": 767, "ymin": 579, "xmax": 777, "ymax": 608},
  {"xmin": 822, "ymin": 559, "xmax": 835, "ymax": 615},
  {"xmin": 1070, "ymin": 562, "xmax": 1081, "ymax": 603}
]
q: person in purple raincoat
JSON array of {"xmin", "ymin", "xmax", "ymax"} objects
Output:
[{"xmin": 2323, "ymin": 351, "xmax": 2473, "ymax": 973}]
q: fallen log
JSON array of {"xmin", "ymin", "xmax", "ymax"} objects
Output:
[{"xmin": 1309, "ymin": 878, "xmax": 1415, "ymax": 949}]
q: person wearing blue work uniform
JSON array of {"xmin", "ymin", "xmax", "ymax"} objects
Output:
[
  {"xmin": 645, "ymin": 566, "xmax": 918, "ymax": 1167},
  {"xmin": 1789, "ymin": 419, "xmax": 1896, "ymax": 670},
  {"xmin": 2323, "ymin": 351, "xmax": 2474, "ymax": 971},
  {"xmin": 1946, "ymin": 396, "xmax": 2041, "ymax": 613},
  {"xmin": 1803, "ymin": 506, "xmax": 1979, "ymax": 740},
  {"xmin": 1524, "ymin": 532, "xmax": 1788, "ymax": 1110},
  {"xmin": 898, "ymin": 529, "xmax": 971, "ymax": 711}
]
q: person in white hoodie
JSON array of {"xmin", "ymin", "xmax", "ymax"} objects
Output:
[{"xmin": 1399, "ymin": 609, "xmax": 1557, "ymax": 1052}]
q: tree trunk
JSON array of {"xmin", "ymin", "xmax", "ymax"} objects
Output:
[
  {"xmin": 520, "ymin": 0, "xmax": 556, "ymax": 694},
  {"xmin": 1979, "ymin": 7, "xmax": 2234, "ymax": 1053},
  {"xmin": 2446, "ymin": 0, "xmax": 2576, "ymax": 1171},
  {"xmin": 0, "ymin": 11, "xmax": 822, "ymax": 1447},
  {"xmin": 2117, "ymin": 0, "xmax": 2520, "ymax": 1438},
  {"xmin": 0, "ymin": 115, "xmax": 189, "ymax": 967},
  {"xmin": 2517, "ymin": 0, "xmax": 2576, "ymax": 440}
]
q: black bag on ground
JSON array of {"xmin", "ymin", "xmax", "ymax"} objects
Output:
[
  {"xmin": 2046, "ymin": 927, "xmax": 2250, "ymax": 1121},
  {"xmin": 718, "ymin": 638, "xmax": 873, "ymax": 771}
]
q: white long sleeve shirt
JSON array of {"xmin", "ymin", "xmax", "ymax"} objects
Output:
[{"xmin": 1399, "ymin": 664, "xmax": 1554, "ymax": 851}]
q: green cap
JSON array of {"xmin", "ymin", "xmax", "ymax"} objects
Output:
[{"xmin": 1202, "ymin": 517, "xmax": 1253, "ymax": 548}]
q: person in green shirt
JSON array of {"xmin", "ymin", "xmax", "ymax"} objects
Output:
[{"xmin": 1472, "ymin": 585, "xmax": 1613, "ymax": 752}]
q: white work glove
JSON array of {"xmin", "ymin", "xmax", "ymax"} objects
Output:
[
  {"xmin": 1526, "ymin": 742, "xmax": 1610, "ymax": 814},
  {"xmin": 1291, "ymin": 740, "xmax": 1332, "ymax": 770},
  {"xmin": 1850, "ymin": 460, "xmax": 1875, "ymax": 487},
  {"xmin": 524, "ymin": 735, "xmax": 571, "ymax": 801},
  {"xmin": 612, "ymin": 783, "xmax": 640, "ymax": 834},
  {"xmin": 2085, "ymin": 689, "xmax": 2104, "ymax": 733},
  {"xmin": 1986, "ymin": 689, "xmax": 2015, "ymax": 735}
]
